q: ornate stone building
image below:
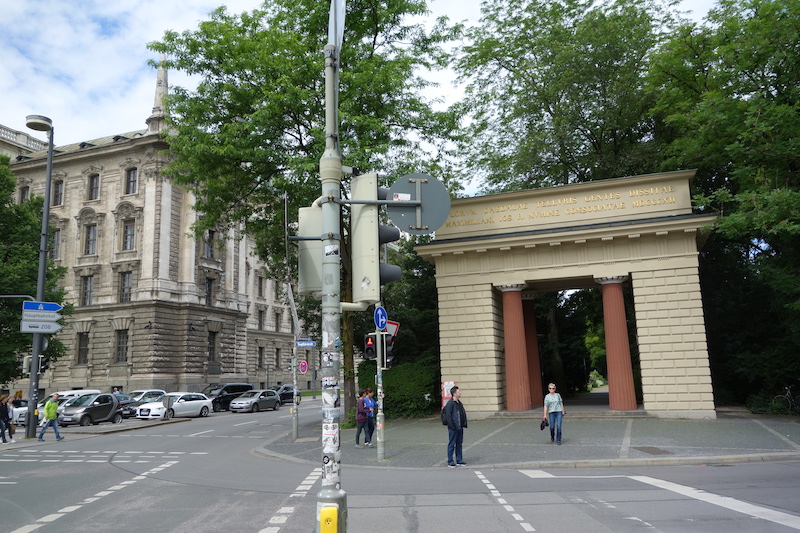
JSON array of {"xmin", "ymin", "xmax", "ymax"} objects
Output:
[{"xmin": 9, "ymin": 62, "xmax": 305, "ymax": 394}]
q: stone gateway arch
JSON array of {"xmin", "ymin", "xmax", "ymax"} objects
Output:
[{"xmin": 417, "ymin": 170, "xmax": 717, "ymax": 419}]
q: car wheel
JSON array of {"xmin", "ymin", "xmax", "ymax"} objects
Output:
[
  {"xmin": 79, "ymin": 416, "xmax": 92, "ymax": 426},
  {"xmin": 112, "ymin": 413, "xmax": 123, "ymax": 424},
  {"xmin": 199, "ymin": 406, "xmax": 209, "ymax": 417},
  {"xmin": 164, "ymin": 409, "xmax": 174, "ymax": 420},
  {"xmin": 212, "ymin": 402, "xmax": 222, "ymax": 412},
  {"xmin": 273, "ymin": 401, "xmax": 280, "ymax": 411},
  {"xmin": 251, "ymin": 404, "xmax": 260, "ymax": 413}
]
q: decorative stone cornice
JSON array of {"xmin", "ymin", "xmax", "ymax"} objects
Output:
[
  {"xmin": 110, "ymin": 317, "xmax": 133, "ymax": 330},
  {"xmin": 206, "ymin": 320, "xmax": 223, "ymax": 333},
  {"xmin": 595, "ymin": 276, "xmax": 628, "ymax": 285},
  {"xmin": 81, "ymin": 164, "xmax": 103, "ymax": 176},
  {"xmin": 73, "ymin": 320, "xmax": 95, "ymax": 333},
  {"xmin": 496, "ymin": 284, "xmax": 526, "ymax": 292}
]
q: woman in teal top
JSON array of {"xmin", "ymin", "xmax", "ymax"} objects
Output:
[{"xmin": 542, "ymin": 383, "xmax": 565, "ymax": 445}]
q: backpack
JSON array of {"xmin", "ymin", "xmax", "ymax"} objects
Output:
[{"xmin": 441, "ymin": 404, "xmax": 448, "ymax": 426}]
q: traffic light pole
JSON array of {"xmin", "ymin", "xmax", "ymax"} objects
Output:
[
  {"xmin": 316, "ymin": 42, "xmax": 347, "ymax": 531},
  {"xmin": 376, "ymin": 325, "xmax": 386, "ymax": 461}
]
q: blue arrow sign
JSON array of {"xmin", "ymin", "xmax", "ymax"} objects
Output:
[
  {"xmin": 22, "ymin": 301, "xmax": 63, "ymax": 312},
  {"xmin": 374, "ymin": 306, "xmax": 388, "ymax": 329}
]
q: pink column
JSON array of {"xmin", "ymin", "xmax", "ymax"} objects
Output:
[
  {"xmin": 522, "ymin": 295, "xmax": 544, "ymax": 407},
  {"xmin": 596, "ymin": 277, "xmax": 637, "ymax": 411},
  {"xmin": 498, "ymin": 285, "xmax": 532, "ymax": 412}
]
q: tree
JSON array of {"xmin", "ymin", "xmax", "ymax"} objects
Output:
[
  {"xmin": 148, "ymin": 0, "xmax": 463, "ymax": 411},
  {"xmin": 649, "ymin": 0, "xmax": 800, "ymax": 394},
  {"xmin": 454, "ymin": 0, "xmax": 678, "ymax": 192},
  {"xmin": 0, "ymin": 155, "xmax": 69, "ymax": 384}
]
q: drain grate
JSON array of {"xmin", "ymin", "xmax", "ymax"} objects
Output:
[{"xmin": 632, "ymin": 446, "xmax": 674, "ymax": 455}]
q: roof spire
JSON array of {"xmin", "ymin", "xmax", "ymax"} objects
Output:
[{"xmin": 146, "ymin": 54, "xmax": 168, "ymax": 135}]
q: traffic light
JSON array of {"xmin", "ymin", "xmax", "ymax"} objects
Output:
[
  {"xmin": 351, "ymin": 173, "xmax": 402, "ymax": 304},
  {"xmin": 385, "ymin": 334, "xmax": 396, "ymax": 368},
  {"xmin": 38, "ymin": 356, "xmax": 50, "ymax": 373},
  {"xmin": 297, "ymin": 205, "xmax": 323, "ymax": 299},
  {"xmin": 363, "ymin": 333, "xmax": 378, "ymax": 360},
  {"xmin": 21, "ymin": 355, "xmax": 31, "ymax": 376}
]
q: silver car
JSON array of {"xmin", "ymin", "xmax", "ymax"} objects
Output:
[{"xmin": 229, "ymin": 389, "xmax": 281, "ymax": 413}]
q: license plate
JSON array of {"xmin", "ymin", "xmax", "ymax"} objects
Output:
[
  {"xmin": 140, "ymin": 409, "xmax": 150, "ymax": 415},
  {"xmin": 62, "ymin": 417, "xmax": 72, "ymax": 422}
]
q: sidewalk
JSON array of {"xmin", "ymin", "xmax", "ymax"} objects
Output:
[{"xmin": 258, "ymin": 398, "xmax": 800, "ymax": 469}]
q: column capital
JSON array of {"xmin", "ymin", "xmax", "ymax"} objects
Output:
[
  {"xmin": 495, "ymin": 284, "xmax": 526, "ymax": 292},
  {"xmin": 595, "ymin": 276, "xmax": 628, "ymax": 285}
]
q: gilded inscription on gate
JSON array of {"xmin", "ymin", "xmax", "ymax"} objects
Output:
[{"xmin": 438, "ymin": 171, "xmax": 693, "ymax": 238}]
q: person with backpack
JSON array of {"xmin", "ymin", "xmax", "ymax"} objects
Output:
[{"xmin": 443, "ymin": 385, "xmax": 468, "ymax": 467}]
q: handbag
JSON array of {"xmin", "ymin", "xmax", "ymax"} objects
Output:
[
  {"xmin": 540, "ymin": 418, "xmax": 549, "ymax": 431},
  {"xmin": 9, "ymin": 423, "xmax": 15, "ymax": 436}
]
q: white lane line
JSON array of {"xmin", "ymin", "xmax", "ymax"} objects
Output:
[
  {"xmin": 476, "ymin": 471, "xmax": 535, "ymax": 531},
  {"xmin": 751, "ymin": 419, "xmax": 800, "ymax": 450},
  {"xmin": 233, "ymin": 420, "xmax": 259, "ymax": 427},
  {"xmin": 260, "ymin": 469, "xmax": 321, "ymax": 532},
  {"xmin": 188, "ymin": 429, "xmax": 214, "ymax": 437},
  {"xmin": 630, "ymin": 475, "xmax": 800, "ymax": 530},
  {"xmin": 9, "ymin": 461, "xmax": 178, "ymax": 533},
  {"xmin": 619, "ymin": 419, "xmax": 633, "ymax": 459}
]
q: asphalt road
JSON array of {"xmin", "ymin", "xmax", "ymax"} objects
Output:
[{"xmin": 2, "ymin": 403, "xmax": 800, "ymax": 532}]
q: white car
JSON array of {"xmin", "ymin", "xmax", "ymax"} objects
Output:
[{"xmin": 135, "ymin": 392, "xmax": 212, "ymax": 420}]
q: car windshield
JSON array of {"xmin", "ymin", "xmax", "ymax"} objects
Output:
[
  {"xmin": 237, "ymin": 391, "xmax": 257, "ymax": 399},
  {"xmin": 201, "ymin": 385, "xmax": 221, "ymax": 396},
  {"xmin": 69, "ymin": 395, "xmax": 97, "ymax": 407},
  {"xmin": 140, "ymin": 393, "xmax": 163, "ymax": 402}
]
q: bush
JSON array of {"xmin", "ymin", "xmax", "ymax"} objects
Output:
[{"xmin": 357, "ymin": 358, "xmax": 439, "ymax": 418}]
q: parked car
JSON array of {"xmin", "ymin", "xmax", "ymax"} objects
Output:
[
  {"xmin": 229, "ymin": 389, "xmax": 281, "ymax": 412},
  {"xmin": 11, "ymin": 399, "xmax": 30, "ymax": 425},
  {"xmin": 136, "ymin": 392, "xmax": 212, "ymax": 420},
  {"xmin": 121, "ymin": 390, "xmax": 165, "ymax": 418},
  {"xmin": 271, "ymin": 384, "xmax": 301, "ymax": 405},
  {"xmin": 58, "ymin": 393, "xmax": 123, "ymax": 426},
  {"xmin": 201, "ymin": 383, "xmax": 254, "ymax": 412},
  {"xmin": 16, "ymin": 395, "xmax": 73, "ymax": 426}
]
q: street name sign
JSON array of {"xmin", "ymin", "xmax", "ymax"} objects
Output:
[{"xmin": 20, "ymin": 321, "xmax": 63, "ymax": 333}]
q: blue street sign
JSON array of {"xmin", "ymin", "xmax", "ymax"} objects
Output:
[
  {"xmin": 22, "ymin": 301, "xmax": 63, "ymax": 313},
  {"xmin": 374, "ymin": 306, "xmax": 388, "ymax": 329},
  {"xmin": 295, "ymin": 341, "xmax": 316, "ymax": 347}
]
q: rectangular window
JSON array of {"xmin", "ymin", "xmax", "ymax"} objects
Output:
[
  {"xmin": 119, "ymin": 272, "xmax": 132, "ymax": 303},
  {"xmin": 205, "ymin": 278, "xmax": 213, "ymax": 306},
  {"xmin": 77, "ymin": 332, "xmax": 89, "ymax": 365},
  {"xmin": 49, "ymin": 229, "xmax": 61, "ymax": 259},
  {"xmin": 85, "ymin": 224, "xmax": 97, "ymax": 255},
  {"xmin": 274, "ymin": 311, "xmax": 281, "ymax": 332},
  {"xmin": 258, "ymin": 346, "xmax": 264, "ymax": 368},
  {"xmin": 88, "ymin": 174, "xmax": 99, "ymax": 200},
  {"xmin": 257, "ymin": 310, "xmax": 264, "ymax": 330},
  {"xmin": 52, "ymin": 181, "xmax": 64, "ymax": 206},
  {"xmin": 208, "ymin": 331, "xmax": 217, "ymax": 362},
  {"xmin": 19, "ymin": 186, "xmax": 29, "ymax": 203},
  {"xmin": 203, "ymin": 230, "xmax": 215, "ymax": 258},
  {"xmin": 125, "ymin": 168, "xmax": 137, "ymax": 194},
  {"xmin": 81, "ymin": 275, "xmax": 94, "ymax": 306},
  {"xmin": 122, "ymin": 220, "xmax": 135, "ymax": 250},
  {"xmin": 275, "ymin": 347, "xmax": 281, "ymax": 370},
  {"xmin": 116, "ymin": 329, "xmax": 129, "ymax": 363},
  {"xmin": 257, "ymin": 276, "xmax": 264, "ymax": 297}
]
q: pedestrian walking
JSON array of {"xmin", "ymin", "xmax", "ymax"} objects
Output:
[
  {"xmin": 355, "ymin": 390, "xmax": 368, "ymax": 448},
  {"xmin": 38, "ymin": 393, "xmax": 64, "ymax": 442},
  {"xmin": 364, "ymin": 388, "xmax": 376, "ymax": 447},
  {"xmin": 543, "ymin": 383, "xmax": 565, "ymax": 445},
  {"xmin": 444, "ymin": 385, "xmax": 468, "ymax": 467},
  {"xmin": 0, "ymin": 394, "xmax": 14, "ymax": 444}
]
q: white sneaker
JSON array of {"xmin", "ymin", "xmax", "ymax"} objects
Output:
[{"xmin": 9, "ymin": 439, "xmax": 16, "ymax": 443}]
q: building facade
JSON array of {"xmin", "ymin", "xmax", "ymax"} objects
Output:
[{"xmin": 8, "ymin": 63, "xmax": 306, "ymax": 395}]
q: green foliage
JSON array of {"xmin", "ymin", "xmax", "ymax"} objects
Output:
[
  {"xmin": 455, "ymin": 0, "xmax": 676, "ymax": 191},
  {"xmin": 357, "ymin": 357, "xmax": 439, "ymax": 418},
  {"xmin": 0, "ymin": 155, "xmax": 70, "ymax": 384}
]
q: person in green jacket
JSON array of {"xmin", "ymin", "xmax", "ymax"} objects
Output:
[{"xmin": 38, "ymin": 393, "xmax": 64, "ymax": 442}]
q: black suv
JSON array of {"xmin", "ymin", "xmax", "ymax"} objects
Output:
[
  {"xmin": 271, "ymin": 384, "xmax": 301, "ymax": 405},
  {"xmin": 201, "ymin": 383, "xmax": 254, "ymax": 412}
]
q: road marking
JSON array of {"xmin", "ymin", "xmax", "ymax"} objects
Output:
[
  {"xmin": 9, "ymin": 461, "xmax": 178, "ymax": 533},
  {"xmin": 476, "ymin": 471, "xmax": 536, "ymax": 531},
  {"xmin": 188, "ymin": 429, "xmax": 214, "ymax": 437},
  {"xmin": 619, "ymin": 419, "xmax": 633, "ymax": 459},
  {"xmin": 259, "ymin": 469, "xmax": 321, "ymax": 532},
  {"xmin": 630, "ymin": 475, "xmax": 800, "ymax": 530},
  {"xmin": 752, "ymin": 419, "xmax": 800, "ymax": 450},
  {"xmin": 233, "ymin": 420, "xmax": 260, "ymax": 427}
]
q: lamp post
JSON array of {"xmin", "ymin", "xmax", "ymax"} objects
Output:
[{"xmin": 24, "ymin": 114, "xmax": 54, "ymax": 440}]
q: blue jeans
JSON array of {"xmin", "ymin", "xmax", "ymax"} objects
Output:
[
  {"xmin": 447, "ymin": 427, "xmax": 463, "ymax": 465},
  {"xmin": 38, "ymin": 418, "xmax": 62, "ymax": 440},
  {"xmin": 0, "ymin": 419, "xmax": 9, "ymax": 442},
  {"xmin": 366, "ymin": 416, "xmax": 375, "ymax": 444},
  {"xmin": 548, "ymin": 411, "xmax": 563, "ymax": 443}
]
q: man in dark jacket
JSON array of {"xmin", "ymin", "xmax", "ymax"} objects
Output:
[{"xmin": 444, "ymin": 385, "xmax": 467, "ymax": 467}]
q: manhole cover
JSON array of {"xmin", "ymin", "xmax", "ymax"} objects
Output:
[{"xmin": 632, "ymin": 446, "xmax": 674, "ymax": 455}]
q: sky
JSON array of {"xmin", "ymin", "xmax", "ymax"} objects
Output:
[{"xmin": 1, "ymin": 0, "xmax": 717, "ymax": 147}]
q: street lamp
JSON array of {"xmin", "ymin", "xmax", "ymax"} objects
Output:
[{"xmin": 24, "ymin": 114, "xmax": 54, "ymax": 439}]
